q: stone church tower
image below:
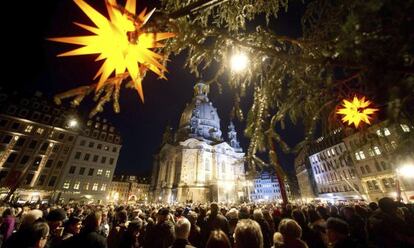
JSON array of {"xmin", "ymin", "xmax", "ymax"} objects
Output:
[{"xmin": 151, "ymin": 82, "xmax": 246, "ymax": 203}]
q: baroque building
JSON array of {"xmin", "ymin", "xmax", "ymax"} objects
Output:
[{"xmin": 151, "ymin": 83, "xmax": 246, "ymax": 203}]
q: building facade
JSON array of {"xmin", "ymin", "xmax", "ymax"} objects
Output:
[
  {"xmin": 151, "ymin": 83, "xmax": 246, "ymax": 203},
  {"xmin": 308, "ymin": 129, "xmax": 365, "ymax": 201},
  {"xmin": 294, "ymin": 147, "xmax": 316, "ymax": 202},
  {"xmin": 0, "ymin": 90, "xmax": 122, "ymax": 203},
  {"xmin": 57, "ymin": 117, "xmax": 122, "ymax": 203},
  {"xmin": 250, "ymin": 170, "xmax": 286, "ymax": 202},
  {"xmin": 0, "ymin": 91, "xmax": 78, "ymax": 202},
  {"xmin": 343, "ymin": 122, "xmax": 414, "ymax": 202},
  {"xmin": 108, "ymin": 175, "xmax": 150, "ymax": 203}
]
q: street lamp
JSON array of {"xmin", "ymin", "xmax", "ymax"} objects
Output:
[
  {"xmin": 67, "ymin": 119, "xmax": 79, "ymax": 128},
  {"xmin": 230, "ymin": 53, "xmax": 249, "ymax": 72},
  {"xmin": 395, "ymin": 163, "xmax": 414, "ymax": 202}
]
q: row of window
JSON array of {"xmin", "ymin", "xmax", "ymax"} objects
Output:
[
  {"xmin": 366, "ymin": 178, "xmax": 396, "ymax": 191},
  {"xmin": 313, "ymin": 158, "xmax": 349, "ymax": 175},
  {"xmin": 79, "ymin": 139, "xmax": 118, "ymax": 152},
  {"xmin": 310, "ymin": 144, "xmax": 345, "ymax": 164},
  {"xmin": 316, "ymin": 169, "xmax": 356, "ymax": 185},
  {"xmin": 68, "ymin": 166, "xmax": 111, "ymax": 177},
  {"xmin": 359, "ymin": 161, "xmax": 389, "ymax": 174},
  {"xmin": 74, "ymin": 151, "xmax": 115, "ymax": 165},
  {"xmin": 62, "ymin": 181, "xmax": 107, "ymax": 191},
  {"xmin": 319, "ymin": 183, "xmax": 358, "ymax": 193}
]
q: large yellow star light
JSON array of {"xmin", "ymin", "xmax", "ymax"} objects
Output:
[
  {"xmin": 49, "ymin": 0, "xmax": 175, "ymax": 102},
  {"xmin": 336, "ymin": 96, "xmax": 379, "ymax": 128}
]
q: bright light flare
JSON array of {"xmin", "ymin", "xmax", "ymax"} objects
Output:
[
  {"xmin": 68, "ymin": 119, "xmax": 79, "ymax": 128},
  {"xmin": 230, "ymin": 53, "xmax": 249, "ymax": 72},
  {"xmin": 336, "ymin": 96, "xmax": 379, "ymax": 128},
  {"xmin": 397, "ymin": 164, "xmax": 414, "ymax": 178}
]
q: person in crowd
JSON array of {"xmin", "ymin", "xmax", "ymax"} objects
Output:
[
  {"xmin": 26, "ymin": 220, "xmax": 50, "ymax": 248},
  {"xmin": 186, "ymin": 211, "xmax": 201, "ymax": 248},
  {"xmin": 119, "ymin": 219, "xmax": 143, "ymax": 248},
  {"xmin": 368, "ymin": 197, "xmax": 414, "ymax": 247},
  {"xmin": 206, "ymin": 230, "xmax": 232, "ymax": 248},
  {"xmin": 201, "ymin": 202, "xmax": 230, "ymax": 246},
  {"xmin": 225, "ymin": 208, "xmax": 238, "ymax": 245},
  {"xmin": 169, "ymin": 217, "xmax": 195, "ymax": 248},
  {"xmin": 0, "ymin": 208, "xmax": 15, "ymax": 244},
  {"xmin": 253, "ymin": 209, "xmax": 272, "ymax": 248},
  {"xmin": 326, "ymin": 217, "xmax": 361, "ymax": 248},
  {"xmin": 63, "ymin": 211, "xmax": 107, "ymax": 248},
  {"xmin": 108, "ymin": 209, "xmax": 128, "ymax": 248},
  {"xmin": 234, "ymin": 219, "xmax": 263, "ymax": 248},
  {"xmin": 276, "ymin": 218, "xmax": 308, "ymax": 248},
  {"xmin": 291, "ymin": 209, "xmax": 324, "ymax": 248},
  {"xmin": 3, "ymin": 209, "xmax": 44, "ymax": 248},
  {"xmin": 62, "ymin": 216, "xmax": 82, "ymax": 240},
  {"xmin": 262, "ymin": 209, "xmax": 275, "ymax": 235},
  {"xmin": 145, "ymin": 208, "xmax": 174, "ymax": 248},
  {"xmin": 340, "ymin": 206, "xmax": 367, "ymax": 245},
  {"xmin": 307, "ymin": 209, "xmax": 328, "ymax": 246},
  {"xmin": 45, "ymin": 208, "xmax": 67, "ymax": 248}
]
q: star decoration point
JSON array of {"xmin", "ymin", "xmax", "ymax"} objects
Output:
[{"xmin": 49, "ymin": 0, "xmax": 175, "ymax": 102}]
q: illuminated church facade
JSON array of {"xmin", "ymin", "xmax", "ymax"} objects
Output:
[{"xmin": 151, "ymin": 83, "xmax": 246, "ymax": 203}]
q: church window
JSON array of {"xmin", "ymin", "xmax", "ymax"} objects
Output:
[{"xmin": 205, "ymin": 159, "xmax": 210, "ymax": 171}]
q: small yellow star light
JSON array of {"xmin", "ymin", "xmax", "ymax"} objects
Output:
[
  {"xmin": 49, "ymin": 0, "xmax": 175, "ymax": 102},
  {"xmin": 336, "ymin": 96, "xmax": 379, "ymax": 128}
]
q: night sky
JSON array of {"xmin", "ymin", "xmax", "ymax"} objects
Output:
[{"xmin": 2, "ymin": 1, "xmax": 305, "ymax": 177}]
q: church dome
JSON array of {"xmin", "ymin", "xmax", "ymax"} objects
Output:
[{"xmin": 177, "ymin": 83, "xmax": 222, "ymax": 142}]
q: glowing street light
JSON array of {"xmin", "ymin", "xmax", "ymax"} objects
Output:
[
  {"xmin": 230, "ymin": 53, "xmax": 249, "ymax": 72},
  {"xmin": 395, "ymin": 162, "xmax": 414, "ymax": 202},
  {"xmin": 68, "ymin": 119, "xmax": 78, "ymax": 128}
]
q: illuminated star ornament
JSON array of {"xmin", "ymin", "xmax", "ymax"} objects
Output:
[
  {"xmin": 49, "ymin": 0, "xmax": 175, "ymax": 115},
  {"xmin": 336, "ymin": 96, "xmax": 379, "ymax": 128}
]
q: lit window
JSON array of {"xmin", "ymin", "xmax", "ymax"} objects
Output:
[
  {"xmin": 92, "ymin": 183, "xmax": 98, "ymax": 191},
  {"xmin": 359, "ymin": 151, "xmax": 366, "ymax": 159},
  {"xmin": 25, "ymin": 125, "xmax": 33, "ymax": 133},
  {"xmin": 97, "ymin": 169, "xmax": 103, "ymax": 176},
  {"xmin": 105, "ymin": 170, "xmax": 111, "ymax": 177},
  {"xmin": 383, "ymin": 128, "xmax": 391, "ymax": 136},
  {"xmin": 73, "ymin": 181, "xmax": 80, "ymax": 190},
  {"xmin": 355, "ymin": 152, "xmax": 361, "ymax": 161},
  {"xmin": 35, "ymin": 128, "xmax": 44, "ymax": 135},
  {"xmin": 391, "ymin": 141, "xmax": 397, "ymax": 149},
  {"xmin": 331, "ymin": 148, "xmax": 335, "ymax": 155},
  {"xmin": 376, "ymin": 130, "xmax": 383, "ymax": 137},
  {"xmin": 63, "ymin": 181, "xmax": 70, "ymax": 189},
  {"xmin": 401, "ymin": 124, "xmax": 410, "ymax": 132},
  {"xmin": 327, "ymin": 150, "xmax": 331, "ymax": 156},
  {"xmin": 84, "ymin": 183, "xmax": 89, "ymax": 190},
  {"xmin": 368, "ymin": 148, "xmax": 375, "ymax": 157},
  {"xmin": 373, "ymin": 146, "xmax": 381, "ymax": 155},
  {"xmin": 101, "ymin": 183, "xmax": 107, "ymax": 191}
]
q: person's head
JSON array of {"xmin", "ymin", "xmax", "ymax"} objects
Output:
[
  {"xmin": 329, "ymin": 205, "xmax": 338, "ymax": 216},
  {"xmin": 21, "ymin": 209, "xmax": 44, "ymax": 230},
  {"xmin": 64, "ymin": 216, "xmax": 82, "ymax": 235},
  {"xmin": 234, "ymin": 219, "xmax": 263, "ymax": 248},
  {"xmin": 253, "ymin": 209, "xmax": 264, "ymax": 221},
  {"xmin": 27, "ymin": 220, "xmax": 50, "ymax": 248},
  {"xmin": 175, "ymin": 217, "xmax": 191, "ymax": 240},
  {"xmin": 46, "ymin": 208, "xmax": 67, "ymax": 231},
  {"xmin": 341, "ymin": 206, "xmax": 355, "ymax": 220},
  {"xmin": 157, "ymin": 208, "xmax": 170, "ymax": 223},
  {"xmin": 82, "ymin": 211, "xmax": 102, "ymax": 233},
  {"xmin": 206, "ymin": 230, "xmax": 231, "ymax": 248},
  {"xmin": 368, "ymin": 202, "xmax": 378, "ymax": 211},
  {"xmin": 117, "ymin": 210, "xmax": 128, "ymax": 224},
  {"xmin": 278, "ymin": 218, "xmax": 302, "ymax": 241},
  {"xmin": 291, "ymin": 210, "xmax": 306, "ymax": 226},
  {"xmin": 187, "ymin": 211, "xmax": 198, "ymax": 225},
  {"xmin": 307, "ymin": 209, "xmax": 321, "ymax": 223},
  {"xmin": 273, "ymin": 232, "xmax": 284, "ymax": 246},
  {"xmin": 326, "ymin": 217, "xmax": 349, "ymax": 244},
  {"xmin": 210, "ymin": 202, "xmax": 219, "ymax": 216},
  {"xmin": 378, "ymin": 197, "xmax": 397, "ymax": 214},
  {"xmin": 2, "ymin": 208, "xmax": 15, "ymax": 218}
]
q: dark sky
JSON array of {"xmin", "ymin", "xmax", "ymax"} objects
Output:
[{"xmin": 2, "ymin": 0, "xmax": 305, "ymax": 176}]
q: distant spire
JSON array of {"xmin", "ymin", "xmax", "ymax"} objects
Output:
[{"xmin": 228, "ymin": 121, "xmax": 242, "ymax": 152}]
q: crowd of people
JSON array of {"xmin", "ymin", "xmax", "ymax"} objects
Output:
[{"xmin": 0, "ymin": 196, "xmax": 413, "ymax": 248}]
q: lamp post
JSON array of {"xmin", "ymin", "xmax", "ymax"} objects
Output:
[
  {"xmin": 230, "ymin": 52, "xmax": 249, "ymax": 72},
  {"xmin": 395, "ymin": 163, "xmax": 414, "ymax": 202}
]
